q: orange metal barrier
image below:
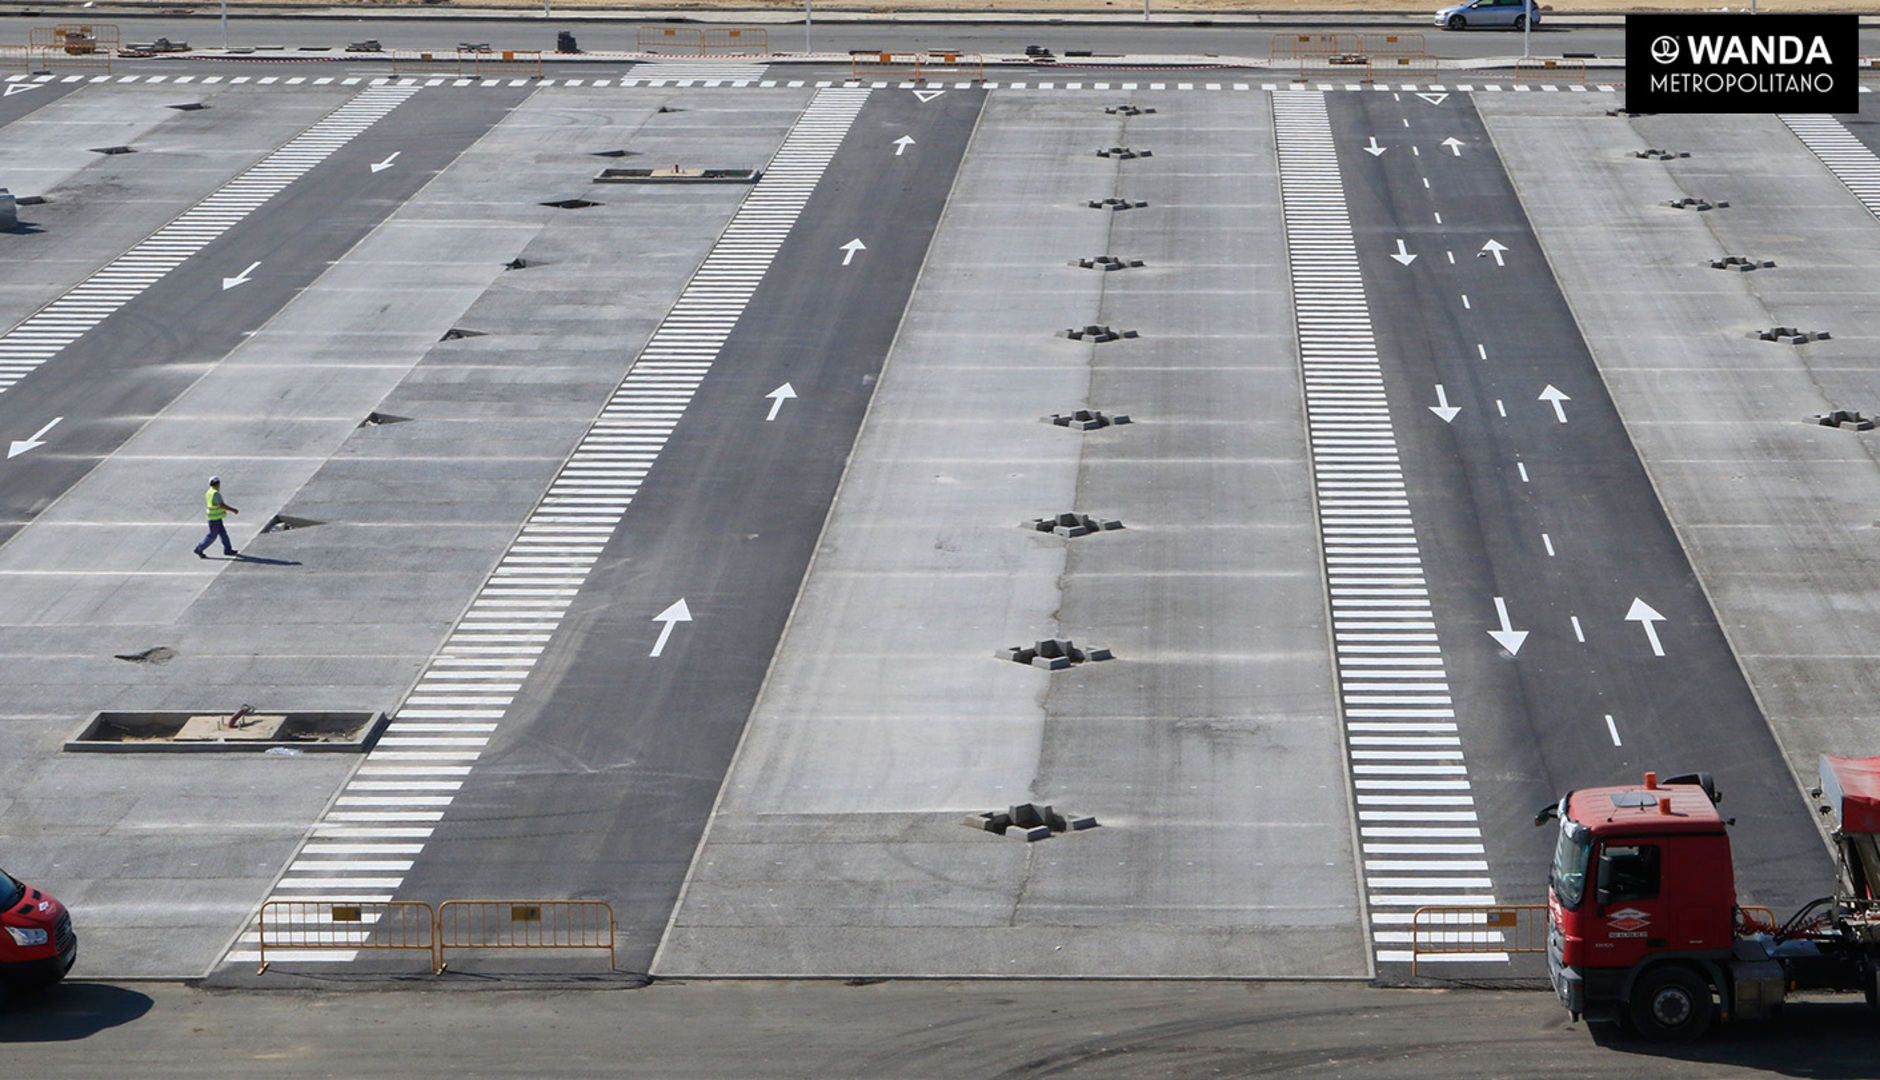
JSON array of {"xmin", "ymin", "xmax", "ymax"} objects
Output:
[
  {"xmin": 1271, "ymin": 33, "xmax": 1347, "ymax": 60},
  {"xmin": 1513, "ymin": 57, "xmax": 1586, "ymax": 83},
  {"xmin": 1409, "ymin": 904, "xmax": 1548, "ymax": 975},
  {"xmin": 31, "ymin": 23, "xmax": 118, "ymax": 54},
  {"xmin": 474, "ymin": 49, "xmax": 542, "ymax": 77},
  {"xmin": 0, "ymin": 44, "xmax": 28, "ymax": 70},
  {"xmin": 1293, "ymin": 57, "xmax": 1372, "ymax": 84},
  {"xmin": 850, "ymin": 51, "xmax": 984, "ymax": 82},
  {"xmin": 1358, "ymin": 32, "xmax": 1427, "ymax": 59},
  {"xmin": 390, "ymin": 49, "xmax": 465, "ymax": 76},
  {"xmin": 1371, "ymin": 55, "xmax": 1441, "ymax": 81},
  {"xmin": 256, "ymin": 900, "xmax": 436, "ymax": 974},
  {"xmin": 435, "ymin": 900, "xmax": 615, "ymax": 972},
  {"xmin": 639, "ymin": 25, "xmax": 767, "ymax": 56}
]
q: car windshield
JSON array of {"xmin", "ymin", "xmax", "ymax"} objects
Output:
[
  {"xmin": 1551, "ymin": 821, "xmax": 1592, "ymax": 909},
  {"xmin": 0, "ymin": 868, "xmax": 22, "ymax": 908}
]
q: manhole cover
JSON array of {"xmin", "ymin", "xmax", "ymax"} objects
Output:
[
  {"xmin": 965, "ymin": 802, "xmax": 1099, "ymax": 842},
  {"xmin": 1752, "ymin": 326, "xmax": 1829, "ymax": 344},
  {"xmin": 1071, "ymin": 256, "xmax": 1144, "ymax": 271},
  {"xmin": 1664, "ymin": 196, "xmax": 1727, "ymax": 211},
  {"xmin": 1088, "ymin": 197, "xmax": 1149, "ymax": 211},
  {"xmin": 1060, "ymin": 325, "xmax": 1138, "ymax": 343},
  {"xmin": 1095, "ymin": 146, "xmax": 1152, "ymax": 159},
  {"xmin": 995, "ymin": 637, "xmax": 1114, "ymax": 670},
  {"xmin": 1811, "ymin": 409, "xmax": 1874, "ymax": 431},
  {"xmin": 1708, "ymin": 256, "xmax": 1774, "ymax": 271},
  {"xmin": 1025, "ymin": 512, "xmax": 1123, "ymax": 537},
  {"xmin": 1045, "ymin": 409, "xmax": 1131, "ymax": 430}
]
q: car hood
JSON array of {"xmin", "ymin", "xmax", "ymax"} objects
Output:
[{"xmin": 5, "ymin": 889, "xmax": 68, "ymax": 931}]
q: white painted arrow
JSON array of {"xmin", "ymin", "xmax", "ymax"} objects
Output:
[
  {"xmin": 370, "ymin": 151, "xmax": 401, "ymax": 173},
  {"xmin": 839, "ymin": 238, "xmax": 866, "ymax": 266},
  {"xmin": 3, "ymin": 84, "xmax": 40, "ymax": 97},
  {"xmin": 892, "ymin": 135, "xmax": 916, "ymax": 156},
  {"xmin": 1489, "ymin": 596, "xmax": 1529, "ymax": 656},
  {"xmin": 1429, "ymin": 384, "xmax": 1460, "ymax": 424},
  {"xmin": 1539, "ymin": 384, "xmax": 1571, "ymax": 423},
  {"xmin": 1625, "ymin": 598, "xmax": 1666, "ymax": 657},
  {"xmin": 1441, "ymin": 137, "xmax": 1465, "ymax": 157},
  {"xmin": 649, "ymin": 598, "xmax": 692, "ymax": 658},
  {"xmin": 221, "ymin": 261, "xmax": 260, "ymax": 291},
  {"xmin": 764, "ymin": 382, "xmax": 797, "ymax": 421},
  {"xmin": 912, "ymin": 88, "xmax": 945, "ymax": 102},
  {"xmin": 1480, "ymin": 239, "xmax": 1508, "ymax": 266},
  {"xmin": 1390, "ymin": 239, "xmax": 1417, "ymax": 267},
  {"xmin": 1363, "ymin": 136, "xmax": 1387, "ymax": 157},
  {"xmin": 6, "ymin": 416, "xmax": 62, "ymax": 459}
]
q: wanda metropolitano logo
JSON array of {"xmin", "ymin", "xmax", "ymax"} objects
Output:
[{"xmin": 1627, "ymin": 13, "xmax": 1858, "ymax": 113}]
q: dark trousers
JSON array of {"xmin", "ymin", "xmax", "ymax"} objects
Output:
[{"xmin": 195, "ymin": 519, "xmax": 235, "ymax": 555}]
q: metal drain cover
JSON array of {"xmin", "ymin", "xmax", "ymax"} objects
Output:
[
  {"xmin": 1060, "ymin": 325, "xmax": 1138, "ymax": 343},
  {"xmin": 1088, "ymin": 197, "xmax": 1149, "ymax": 211},
  {"xmin": 1811, "ymin": 409, "xmax": 1874, "ymax": 431},
  {"xmin": 1664, "ymin": 196, "xmax": 1728, "ymax": 210},
  {"xmin": 1045, "ymin": 409, "xmax": 1131, "ymax": 430},
  {"xmin": 1752, "ymin": 326, "xmax": 1830, "ymax": 344},
  {"xmin": 1071, "ymin": 255, "xmax": 1144, "ymax": 271},
  {"xmin": 1632, "ymin": 148, "xmax": 1689, "ymax": 160},
  {"xmin": 995, "ymin": 637, "xmax": 1114, "ymax": 670},
  {"xmin": 965, "ymin": 802, "xmax": 1099, "ymax": 841},
  {"xmin": 1095, "ymin": 146, "xmax": 1152, "ymax": 159},
  {"xmin": 1708, "ymin": 256, "xmax": 1774, "ymax": 271},
  {"xmin": 1025, "ymin": 512, "xmax": 1123, "ymax": 537}
]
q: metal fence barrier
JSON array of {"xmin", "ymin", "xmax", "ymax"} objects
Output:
[
  {"xmin": 1271, "ymin": 33, "xmax": 1348, "ymax": 61},
  {"xmin": 474, "ymin": 50, "xmax": 542, "ymax": 77},
  {"xmin": 1371, "ymin": 55, "xmax": 1441, "ymax": 82},
  {"xmin": 390, "ymin": 49, "xmax": 465, "ymax": 76},
  {"xmin": 851, "ymin": 50, "xmax": 983, "ymax": 83},
  {"xmin": 1358, "ymin": 32, "xmax": 1427, "ymax": 59},
  {"xmin": 638, "ymin": 25, "xmax": 767, "ymax": 56},
  {"xmin": 0, "ymin": 44, "xmax": 28, "ymax": 70},
  {"xmin": 1294, "ymin": 57, "xmax": 1372, "ymax": 84},
  {"xmin": 1512, "ymin": 57, "xmax": 1586, "ymax": 83},
  {"xmin": 436, "ymin": 900, "xmax": 615, "ymax": 973},
  {"xmin": 31, "ymin": 23, "xmax": 118, "ymax": 54},
  {"xmin": 256, "ymin": 900, "xmax": 436, "ymax": 974},
  {"xmin": 1409, "ymin": 904, "xmax": 1548, "ymax": 975}
]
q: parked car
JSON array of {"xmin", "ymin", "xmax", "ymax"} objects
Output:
[
  {"xmin": 0, "ymin": 866, "xmax": 76, "ymax": 1006},
  {"xmin": 1435, "ymin": 0, "xmax": 1540, "ymax": 30}
]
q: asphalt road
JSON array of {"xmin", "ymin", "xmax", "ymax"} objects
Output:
[{"xmin": 1332, "ymin": 90, "xmax": 1833, "ymax": 918}]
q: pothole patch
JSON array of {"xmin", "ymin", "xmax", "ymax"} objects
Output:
[
  {"xmin": 1664, "ymin": 196, "xmax": 1727, "ymax": 210},
  {"xmin": 995, "ymin": 637, "xmax": 1114, "ymax": 670},
  {"xmin": 1105, "ymin": 103, "xmax": 1155, "ymax": 115},
  {"xmin": 965, "ymin": 802, "xmax": 1100, "ymax": 841},
  {"xmin": 1752, "ymin": 326, "xmax": 1829, "ymax": 344},
  {"xmin": 1071, "ymin": 255, "xmax": 1144, "ymax": 271},
  {"xmin": 1088, "ymin": 197, "xmax": 1148, "ymax": 211},
  {"xmin": 113, "ymin": 646, "xmax": 177, "ymax": 665},
  {"xmin": 1025, "ymin": 512, "xmax": 1124, "ymax": 537},
  {"xmin": 1632, "ymin": 148, "xmax": 1688, "ymax": 160},
  {"xmin": 1045, "ymin": 408, "xmax": 1131, "ymax": 430},
  {"xmin": 1811, "ymin": 409, "xmax": 1874, "ymax": 431},
  {"xmin": 1708, "ymin": 256, "xmax": 1775, "ymax": 271},
  {"xmin": 1060, "ymin": 325, "xmax": 1138, "ymax": 343},
  {"xmin": 1095, "ymin": 146, "xmax": 1152, "ymax": 159}
]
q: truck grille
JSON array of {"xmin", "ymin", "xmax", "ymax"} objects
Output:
[{"xmin": 53, "ymin": 911, "xmax": 75, "ymax": 953}]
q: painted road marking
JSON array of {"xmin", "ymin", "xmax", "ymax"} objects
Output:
[
  {"xmin": 1784, "ymin": 115, "xmax": 1880, "ymax": 222},
  {"xmin": 1273, "ymin": 90, "xmax": 1502, "ymax": 965},
  {"xmin": 224, "ymin": 85, "xmax": 874, "ymax": 966}
]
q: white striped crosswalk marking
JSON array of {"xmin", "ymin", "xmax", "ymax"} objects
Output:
[
  {"xmin": 224, "ymin": 85, "xmax": 873, "ymax": 966},
  {"xmin": 1782, "ymin": 114, "xmax": 1880, "ymax": 222},
  {"xmin": 0, "ymin": 84, "xmax": 420, "ymax": 393},
  {"xmin": 1271, "ymin": 89, "xmax": 1502, "ymax": 966}
]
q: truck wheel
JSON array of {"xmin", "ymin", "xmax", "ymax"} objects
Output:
[{"xmin": 1629, "ymin": 967, "xmax": 1714, "ymax": 1042}]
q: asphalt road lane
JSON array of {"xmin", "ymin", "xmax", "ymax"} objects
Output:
[
  {"xmin": 382, "ymin": 87, "xmax": 987, "ymax": 972},
  {"xmin": 0, "ymin": 84, "xmax": 531, "ymax": 545},
  {"xmin": 1332, "ymin": 90, "xmax": 1832, "ymax": 921}
]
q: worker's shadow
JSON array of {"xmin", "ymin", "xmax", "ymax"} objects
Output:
[
  {"xmin": 230, "ymin": 554, "xmax": 301, "ymax": 567},
  {"xmin": 0, "ymin": 981, "xmax": 153, "ymax": 1041},
  {"xmin": 1588, "ymin": 997, "xmax": 1880, "ymax": 1076}
]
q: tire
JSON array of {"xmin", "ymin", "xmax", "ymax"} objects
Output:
[
  {"xmin": 1447, "ymin": 14, "xmax": 1466, "ymax": 29},
  {"xmin": 1629, "ymin": 967, "xmax": 1715, "ymax": 1043},
  {"xmin": 1513, "ymin": 14, "xmax": 1526, "ymax": 29}
]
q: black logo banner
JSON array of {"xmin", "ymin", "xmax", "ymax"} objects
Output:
[{"xmin": 1627, "ymin": 13, "xmax": 1858, "ymax": 113}]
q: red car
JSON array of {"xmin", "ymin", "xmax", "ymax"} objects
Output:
[{"xmin": 1, "ymin": 866, "xmax": 77, "ymax": 1003}]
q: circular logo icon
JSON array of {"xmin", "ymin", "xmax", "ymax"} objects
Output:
[{"xmin": 1651, "ymin": 35, "xmax": 1679, "ymax": 64}]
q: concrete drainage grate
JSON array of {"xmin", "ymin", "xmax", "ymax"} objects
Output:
[
  {"xmin": 995, "ymin": 637, "xmax": 1114, "ymax": 670},
  {"xmin": 541, "ymin": 198, "xmax": 600, "ymax": 210},
  {"xmin": 1105, "ymin": 103, "xmax": 1155, "ymax": 115},
  {"xmin": 1632, "ymin": 148, "xmax": 1689, "ymax": 160},
  {"xmin": 1811, "ymin": 409, "xmax": 1874, "ymax": 431},
  {"xmin": 965, "ymin": 802, "xmax": 1100, "ymax": 842},
  {"xmin": 113, "ymin": 646, "xmax": 177, "ymax": 665},
  {"xmin": 1060, "ymin": 325, "xmax": 1138, "ymax": 343},
  {"xmin": 90, "ymin": 146, "xmax": 135, "ymax": 155},
  {"xmin": 1025, "ymin": 512, "xmax": 1124, "ymax": 537},
  {"xmin": 1752, "ymin": 326, "xmax": 1830, "ymax": 344},
  {"xmin": 1664, "ymin": 196, "xmax": 1728, "ymax": 211},
  {"xmin": 359, "ymin": 411, "xmax": 412, "ymax": 428},
  {"xmin": 1071, "ymin": 255, "xmax": 1145, "ymax": 271},
  {"xmin": 1708, "ymin": 256, "xmax": 1775, "ymax": 271},
  {"xmin": 1095, "ymin": 146, "xmax": 1152, "ymax": 159},
  {"xmin": 1088, "ymin": 197, "xmax": 1148, "ymax": 211},
  {"xmin": 1045, "ymin": 409, "xmax": 1131, "ymax": 430},
  {"xmin": 262, "ymin": 514, "xmax": 323, "ymax": 534},
  {"xmin": 440, "ymin": 327, "xmax": 487, "ymax": 341},
  {"xmin": 594, "ymin": 167, "xmax": 760, "ymax": 184}
]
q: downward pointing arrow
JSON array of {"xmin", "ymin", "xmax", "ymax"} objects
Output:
[
  {"xmin": 1363, "ymin": 136, "xmax": 1387, "ymax": 157},
  {"xmin": 221, "ymin": 261, "xmax": 260, "ymax": 291},
  {"xmin": 6, "ymin": 416, "xmax": 62, "ymax": 459},
  {"xmin": 1389, "ymin": 239, "xmax": 1417, "ymax": 266},
  {"xmin": 892, "ymin": 135, "xmax": 916, "ymax": 156},
  {"xmin": 1539, "ymin": 384, "xmax": 1571, "ymax": 423},
  {"xmin": 764, "ymin": 382, "xmax": 796, "ymax": 421},
  {"xmin": 1429, "ymin": 384, "xmax": 1460, "ymax": 424},
  {"xmin": 370, "ymin": 151, "xmax": 401, "ymax": 173},
  {"xmin": 1625, "ymin": 597, "xmax": 1667, "ymax": 656},
  {"xmin": 1480, "ymin": 239, "xmax": 1508, "ymax": 266},
  {"xmin": 1488, "ymin": 596, "xmax": 1529, "ymax": 656},
  {"xmin": 839, "ymin": 238, "xmax": 866, "ymax": 266},
  {"xmin": 1441, "ymin": 137, "xmax": 1465, "ymax": 156},
  {"xmin": 649, "ymin": 598, "xmax": 692, "ymax": 658}
]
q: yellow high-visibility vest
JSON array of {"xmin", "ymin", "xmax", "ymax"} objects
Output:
[{"xmin": 206, "ymin": 488, "xmax": 225, "ymax": 521}]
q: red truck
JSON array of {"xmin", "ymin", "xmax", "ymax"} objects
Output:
[
  {"xmin": 0, "ymin": 866, "xmax": 77, "ymax": 1005},
  {"xmin": 1539, "ymin": 757, "xmax": 1880, "ymax": 1040}
]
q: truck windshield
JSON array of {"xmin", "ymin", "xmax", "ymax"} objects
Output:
[
  {"xmin": 0, "ymin": 868, "xmax": 21, "ymax": 908},
  {"xmin": 1551, "ymin": 822, "xmax": 1592, "ymax": 909}
]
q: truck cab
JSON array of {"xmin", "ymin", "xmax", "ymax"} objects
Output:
[{"xmin": 0, "ymin": 865, "xmax": 77, "ymax": 1002}]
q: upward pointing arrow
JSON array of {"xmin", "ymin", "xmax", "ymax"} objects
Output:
[
  {"xmin": 1480, "ymin": 239, "xmax": 1509, "ymax": 266},
  {"xmin": 1441, "ymin": 137, "xmax": 1465, "ymax": 157},
  {"xmin": 649, "ymin": 598, "xmax": 693, "ymax": 658},
  {"xmin": 892, "ymin": 135, "xmax": 916, "ymax": 156},
  {"xmin": 764, "ymin": 382, "xmax": 796, "ymax": 421},
  {"xmin": 1363, "ymin": 136, "xmax": 1387, "ymax": 157},
  {"xmin": 839, "ymin": 238, "xmax": 866, "ymax": 266},
  {"xmin": 1625, "ymin": 598, "xmax": 1667, "ymax": 656},
  {"xmin": 1390, "ymin": 239, "xmax": 1417, "ymax": 266},
  {"xmin": 1488, "ymin": 596, "xmax": 1529, "ymax": 656},
  {"xmin": 1539, "ymin": 384, "xmax": 1571, "ymax": 423},
  {"xmin": 6, "ymin": 416, "xmax": 62, "ymax": 459}
]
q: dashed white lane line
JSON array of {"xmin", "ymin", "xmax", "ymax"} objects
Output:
[
  {"xmin": 224, "ymin": 84, "xmax": 874, "ymax": 965},
  {"xmin": 0, "ymin": 84, "xmax": 420, "ymax": 393},
  {"xmin": 1783, "ymin": 114, "xmax": 1880, "ymax": 222},
  {"xmin": 1272, "ymin": 89, "xmax": 1503, "ymax": 966}
]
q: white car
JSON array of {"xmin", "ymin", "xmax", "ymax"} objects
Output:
[{"xmin": 1435, "ymin": 0, "xmax": 1540, "ymax": 30}]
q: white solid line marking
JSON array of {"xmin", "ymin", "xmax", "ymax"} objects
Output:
[{"xmin": 1606, "ymin": 714, "xmax": 1623, "ymax": 746}]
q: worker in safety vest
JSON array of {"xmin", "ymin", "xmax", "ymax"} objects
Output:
[{"xmin": 193, "ymin": 476, "xmax": 240, "ymax": 559}]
